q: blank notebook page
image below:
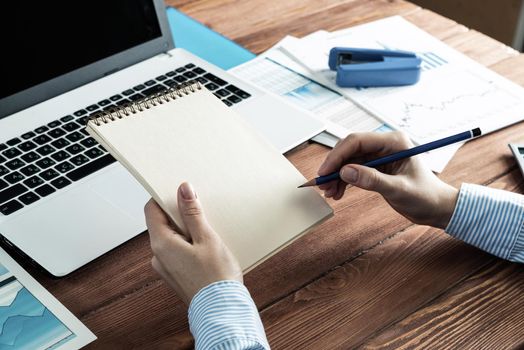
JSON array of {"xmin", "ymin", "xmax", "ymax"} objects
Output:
[{"xmin": 87, "ymin": 84, "xmax": 332, "ymax": 271}]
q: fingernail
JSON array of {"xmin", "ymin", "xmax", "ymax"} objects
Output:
[
  {"xmin": 180, "ymin": 182, "xmax": 196, "ymax": 200},
  {"xmin": 341, "ymin": 167, "xmax": 358, "ymax": 183}
]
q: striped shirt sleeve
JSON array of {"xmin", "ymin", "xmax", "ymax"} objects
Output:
[
  {"xmin": 188, "ymin": 280, "xmax": 270, "ymax": 350},
  {"xmin": 445, "ymin": 183, "xmax": 524, "ymax": 262}
]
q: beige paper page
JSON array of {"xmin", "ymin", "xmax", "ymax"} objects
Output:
[{"xmin": 87, "ymin": 86, "xmax": 332, "ymax": 271}]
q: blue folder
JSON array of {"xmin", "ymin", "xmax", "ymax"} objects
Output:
[{"xmin": 166, "ymin": 7, "xmax": 256, "ymax": 70}]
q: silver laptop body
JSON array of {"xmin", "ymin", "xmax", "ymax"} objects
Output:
[{"xmin": 0, "ymin": 0, "xmax": 324, "ymax": 276}]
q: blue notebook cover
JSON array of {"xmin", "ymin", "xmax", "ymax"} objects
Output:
[{"xmin": 166, "ymin": 7, "xmax": 256, "ymax": 70}]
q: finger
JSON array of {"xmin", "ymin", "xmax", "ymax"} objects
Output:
[
  {"xmin": 340, "ymin": 164, "xmax": 401, "ymax": 197},
  {"xmin": 145, "ymin": 199, "xmax": 190, "ymax": 252},
  {"xmin": 177, "ymin": 182, "xmax": 213, "ymax": 243},
  {"xmin": 332, "ymin": 180, "xmax": 348, "ymax": 200},
  {"xmin": 318, "ymin": 131, "xmax": 412, "ymax": 176}
]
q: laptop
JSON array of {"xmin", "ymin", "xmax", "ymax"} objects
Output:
[{"xmin": 0, "ymin": 0, "xmax": 325, "ymax": 276}]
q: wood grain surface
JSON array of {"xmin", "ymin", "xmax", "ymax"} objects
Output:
[{"xmin": 29, "ymin": 0, "xmax": 524, "ymax": 348}]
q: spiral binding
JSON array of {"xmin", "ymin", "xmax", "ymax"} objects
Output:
[{"xmin": 88, "ymin": 81, "xmax": 203, "ymax": 126}]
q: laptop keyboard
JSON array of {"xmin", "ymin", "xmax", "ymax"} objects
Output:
[{"xmin": 0, "ymin": 63, "xmax": 251, "ymax": 216}]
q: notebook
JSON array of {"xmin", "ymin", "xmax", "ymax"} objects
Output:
[{"xmin": 86, "ymin": 82, "xmax": 333, "ymax": 271}]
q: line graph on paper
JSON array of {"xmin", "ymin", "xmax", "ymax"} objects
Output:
[{"xmin": 360, "ymin": 68, "xmax": 524, "ymax": 143}]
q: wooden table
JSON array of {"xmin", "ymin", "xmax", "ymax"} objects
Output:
[{"xmin": 32, "ymin": 1, "xmax": 524, "ymax": 348}]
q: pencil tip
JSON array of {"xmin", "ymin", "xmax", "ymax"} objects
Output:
[{"xmin": 298, "ymin": 179, "xmax": 316, "ymax": 188}]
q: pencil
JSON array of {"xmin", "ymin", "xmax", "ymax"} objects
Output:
[{"xmin": 299, "ymin": 127, "xmax": 482, "ymax": 188}]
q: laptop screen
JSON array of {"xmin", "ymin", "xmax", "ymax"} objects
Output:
[{"xmin": 0, "ymin": 0, "xmax": 173, "ymax": 118}]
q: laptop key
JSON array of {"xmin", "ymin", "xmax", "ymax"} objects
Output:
[
  {"xmin": 196, "ymin": 77, "xmax": 208, "ymax": 84},
  {"xmin": 5, "ymin": 159, "xmax": 25, "ymax": 171},
  {"xmin": 203, "ymin": 73, "xmax": 227, "ymax": 86},
  {"xmin": 62, "ymin": 122, "xmax": 80, "ymax": 132},
  {"xmin": 205, "ymin": 83, "xmax": 219, "ymax": 91},
  {"xmin": 0, "ymin": 166, "xmax": 8, "ymax": 176},
  {"xmin": 166, "ymin": 71, "xmax": 176, "ymax": 77},
  {"xmin": 80, "ymin": 137, "xmax": 97, "ymax": 148},
  {"xmin": 50, "ymin": 138, "xmax": 70, "ymax": 149},
  {"xmin": 23, "ymin": 176, "xmax": 44, "ymax": 189},
  {"xmin": 142, "ymin": 85, "xmax": 166, "ymax": 97},
  {"xmin": 6, "ymin": 138, "xmax": 21, "ymax": 147},
  {"xmin": 110, "ymin": 94, "xmax": 122, "ymax": 101},
  {"xmin": 21, "ymin": 152, "xmax": 41, "ymax": 163},
  {"xmin": 222, "ymin": 99, "xmax": 233, "ymax": 107},
  {"xmin": 122, "ymin": 89, "xmax": 134, "ymax": 96},
  {"xmin": 35, "ymin": 126, "xmax": 49, "ymax": 134},
  {"xmin": 55, "ymin": 161, "xmax": 74, "ymax": 173},
  {"xmin": 192, "ymin": 67, "xmax": 206, "ymax": 74},
  {"xmin": 185, "ymin": 63, "xmax": 195, "ymax": 69},
  {"xmin": 21, "ymin": 132, "xmax": 36, "ymax": 140},
  {"xmin": 133, "ymin": 84, "xmax": 145, "ymax": 91},
  {"xmin": 61, "ymin": 115, "xmax": 74, "ymax": 122},
  {"xmin": 0, "ymin": 184, "xmax": 27, "ymax": 204},
  {"xmin": 67, "ymin": 154, "xmax": 116, "ymax": 181},
  {"xmin": 144, "ymin": 80, "xmax": 156, "ymax": 86},
  {"xmin": 20, "ymin": 164, "xmax": 40, "ymax": 176},
  {"xmin": 65, "ymin": 144, "xmax": 85, "ymax": 155},
  {"xmin": 33, "ymin": 135, "xmax": 52, "ymax": 145},
  {"xmin": 0, "ymin": 179, "xmax": 7, "ymax": 190},
  {"xmin": 164, "ymin": 79, "xmax": 178, "ymax": 88},
  {"xmin": 51, "ymin": 151, "xmax": 70, "ymax": 162},
  {"xmin": 73, "ymin": 110, "xmax": 87, "ymax": 117},
  {"xmin": 86, "ymin": 104, "xmax": 99, "ymax": 112},
  {"xmin": 116, "ymin": 99, "xmax": 132, "ymax": 106},
  {"xmin": 2, "ymin": 149, "xmax": 22, "ymax": 159},
  {"xmin": 0, "ymin": 155, "xmax": 5, "ymax": 164},
  {"xmin": 0, "ymin": 144, "xmax": 6, "ymax": 152},
  {"xmin": 35, "ymin": 157, "xmax": 56, "ymax": 169},
  {"xmin": 4, "ymin": 172, "xmax": 24, "ymax": 185},
  {"xmin": 129, "ymin": 93, "xmax": 144, "ymax": 101},
  {"xmin": 35, "ymin": 145, "xmax": 56, "ymax": 156},
  {"xmin": 50, "ymin": 177, "xmax": 71, "ymax": 189},
  {"xmin": 174, "ymin": 76, "xmax": 187, "ymax": 83},
  {"xmin": 66, "ymin": 132, "xmax": 84, "ymax": 143},
  {"xmin": 0, "ymin": 200, "xmax": 24, "ymax": 215},
  {"xmin": 216, "ymin": 89, "xmax": 231, "ymax": 97},
  {"xmin": 98, "ymin": 99, "xmax": 111, "ymax": 107},
  {"xmin": 183, "ymin": 71, "xmax": 197, "ymax": 79},
  {"xmin": 18, "ymin": 192, "xmax": 39, "ymax": 205},
  {"xmin": 39, "ymin": 169, "xmax": 59, "ymax": 181},
  {"xmin": 85, "ymin": 148, "xmax": 104, "ymax": 159},
  {"xmin": 227, "ymin": 95, "xmax": 242, "ymax": 104},
  {"xmin": 35, "ymin": 184, "xmax": 55, "ymax": 197},
  {"xmin": 48, "ymin": 120, "xmax": 61, "ymax": 128},
  {"xmin": 18, "ymin": 141, "xmax": 37, "ymax": 152},
  {"xmin": 70, "ymin": 154, "xmax": 90, "ymax": 166},
  {"xmin": 175, "ymin": 67, "xmax": 186, "ymax": 73},
  {"xmin": 48, "ymin": 128, "xmax": 66, "ymax": 139}
]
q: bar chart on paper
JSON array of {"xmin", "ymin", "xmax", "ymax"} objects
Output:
[{"xmin": 0, "ymin": 265, "xmax": 76, "ymax": 349}]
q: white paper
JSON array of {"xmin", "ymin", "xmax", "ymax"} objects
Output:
[
  {"xmin": 229, "ymin": 36, "xmax": 385, "ymax": 139},
  {"xmin": 0, "ymin": 248, "xmax": 96, "ymax": 349},
  {"xmin": 280, "ymin": 16, "xmax": 524, "ymax": 146},
  {"xmin": 230, "ymin": 35, "xmax": 452, "ymax": 172}
]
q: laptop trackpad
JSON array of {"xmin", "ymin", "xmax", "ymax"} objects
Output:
[{"xmin": 1, "ymin": 185, "xmax": 146, "ymax": 277}]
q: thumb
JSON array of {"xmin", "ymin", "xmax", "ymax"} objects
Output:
[
  {"xmin": 340, "ymin": 164, "xmax": 399, "ymax": 197},
  {"xmin": 177, "ymin": 182, "xmax": 211, "ymax": 243}
]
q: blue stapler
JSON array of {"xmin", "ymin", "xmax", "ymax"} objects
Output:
[{"xmin": 328, "ymin": 47, "xmax": 422, "ymax": 87}]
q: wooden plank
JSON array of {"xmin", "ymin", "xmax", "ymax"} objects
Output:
[
  {"xmin": 359, "ymin": 261, "xmax": 524, "ymax": 349},
  {"xmin": 404, "ymin": 9, "xmax": 469, "ymax": 40},
  {"xmin": 257, "ymin": 169, "xmax": 523, "ymax": 349},
  {"xmin": 168, "ymin": 0, "xmax": 419, "ymax": 53}
]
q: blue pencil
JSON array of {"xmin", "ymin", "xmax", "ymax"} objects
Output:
[{"xmin": 298, "ymin": 127, "xmax": 481, "ymax": 188}]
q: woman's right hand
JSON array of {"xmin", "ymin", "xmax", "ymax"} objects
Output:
[{"xmin": 317, "ymin": 131, "xmax": 459, "ymax": 229}]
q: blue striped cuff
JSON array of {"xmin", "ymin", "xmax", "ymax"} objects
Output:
[
  {"xmin": 445, "ymin": 183, "xmax": 524, "ymax": 262},
  {"xmin": 188, "ymin": 280, "xmax": 270, "ymax": 350}
]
